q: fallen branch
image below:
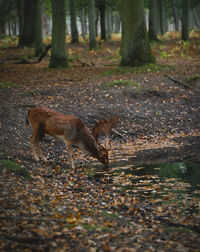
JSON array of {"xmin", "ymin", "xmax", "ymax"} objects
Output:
[
  {"xmin": 164, "ymin": 74, "xmax": 200, "ymax": 92},
  {"xmin": 111, "ymin": 129, "xmax": 126, "ymax": 139},
  {"xmin": 156, "ymin": 216, "xmax": 200, "ymax": 234},
  {"xmin": 38, "ymin": 44, "xmax": 51, "ymax": 63},
  {"xmin": 73, "ymin": 55, "xmax": 90, "ymax": 67}
]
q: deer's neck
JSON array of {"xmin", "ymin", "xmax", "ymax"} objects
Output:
[{"xmin": 78, "ymin": 130, "xmax": 99, "ymax": 159}]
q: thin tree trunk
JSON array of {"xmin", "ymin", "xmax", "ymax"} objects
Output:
[
  {"xmin": 88, "ymin": 0, "xmax": 97, "ymax": 50},
  {"xmin": 69, "ymin": 0, "xmax": 79, "ymax": 44},
  {"xmin": 49, "ymin": 0, "xmax": 68, "ymax": 68},
  {"xmin": 42, "ymin": 4, "xmax": 49, "ymax": 37},
  {"xmin": 171, "ymin": 0, "xmax": 179, "ymax": 31},
  {"xmin": 149, "ymin": 0, "xmax": 160, "ymax": 41},
  {"xmin": 99, "ymin": 1, "xmax": 106, "ymax": 41},
  {"xmin": 159, "ymin": 0, "xmax": 168, "ymax": 35},
  {"xmin": 95, "ymin": 12, "xmax": 99, "ymax": 37},
  {"xmin": 106, "ymin": 7, "xmax": 112, "ymax": 40},
  {"xmin": 20, "ymin": 0, "xmax": 36, "ymax": 46},
  {"xmin": 182, "ymin": 0, "xmax": 190, "ymax": 41},
  {"xmin": 80, "ymin": 5, "xmax": 87, "ymax": 38},
  {"xmin": 34, "ymin": 0, "xmax": 43, "ymax": 56},
  {"xmin": 192, "ymin": 9, "xmax": 199, "ymax": 28}
]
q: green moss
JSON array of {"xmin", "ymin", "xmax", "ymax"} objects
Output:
[
  {"xmin": 184, "ymin": 75, "xmax": 200, "ymax": 82},
  {"xmin": 0, "ymin": 160, "xmax": 32, "ymax": 180},
  {"xmin": 102, "ymin": 63, "xmax": 173, "ymax": 76},
  {"xmin": 165, "ymin": 226, "xmax": 197, "ymax": 235},
  {"xmin": 160, "ymin": 51, "xmax": 170, "ymax": 58},
  {"xmin": 82, "ymin": 223, "xmax": 111, "ymax": 231},
  {"xmin": 106, "ymin": 80, "xmax": 140, "ymax": 88},
  {"xmin": 0, "ymin": 81, "xmax": 18, "ymax": 89},
  {"xmin": 101, "ymin": 211, "xmax": 120, "ymax": 220}
]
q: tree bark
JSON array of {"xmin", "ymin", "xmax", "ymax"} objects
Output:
[
  {"xmin": 16, "ymin": 0, "xmax": 24, "ymax": 46},
  {"xmin": 34, "ymin": 0, "xmax": 43, "ymax": 56},
  {"xmin": 106, "ymin": 7, "xmax": 112, "ymax": 40},
  {"xmin": 20, "ymin": 0, "xmax": 36, "ymax": 46},
  {"xmin": 171, "ymin": 0, "xmax": 179, "ymax": 31},
  {"xmin": 88, "ymin": 0, "xmax": 97, "ymax": 50},
  {"xmin": 182, "ymin": 0, "xmax": 190, "ymax": 41},
  {"xmin": 148, "ymin": 0, "xmax": 160, "ymax": 41},
  {"xmin": 159, "ymin": 0, "xmax": 168, "ymax": 35},
  {"xmin": 192, "ymin": 9, "xmax": 199, "ymax": 28},
  {"xmin": 80, "ymin": 5, "xmax": 87, "ymax": 38},
  {"xmin": 120, "ymin": 0, "xmax": 155, "ymax": 67},
  {"xmin": 49, "ymin": 0, "xmax": 68, "ymax": 68},
  {"xmin": 69, "ymin": 0, "xmax": 79, "ymax": 44},
  {"xmin": 99, "ymin": 1, "xmax": 106, "ymax": 41}
]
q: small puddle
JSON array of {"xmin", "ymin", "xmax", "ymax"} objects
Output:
[{"xmin": 103, "ymin": 161, "xmax": 200, "ymax": 213}]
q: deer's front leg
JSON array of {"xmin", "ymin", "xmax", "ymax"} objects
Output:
[
  {"xmin": 38, "ymin": 146, "xmax": 47, "ymax": 162},
  {"xmin": 65, "ymin": 140, "xmax": 75, "ymax": 168}
]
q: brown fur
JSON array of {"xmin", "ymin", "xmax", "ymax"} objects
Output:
[
  {"xmin": 92, "ymin": 116, "xmax": 119, "ymax": 147},
  {"xmin": 26, "ymin": 106, "xmax": 109, "ymax": 169}
]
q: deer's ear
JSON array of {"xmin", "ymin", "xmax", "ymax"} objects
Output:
[{"xmin": 92, "ymin": 119, "xmax": 108, "ymax": 142}]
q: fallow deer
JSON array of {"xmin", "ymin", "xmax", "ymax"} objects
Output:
[
  {"xmin": 92, "ymin": 116, "xmax": 119, "ymax": 148},
  {"xmin": 26, "ymin": 106, "xmax": 109, "ymax": 169}
]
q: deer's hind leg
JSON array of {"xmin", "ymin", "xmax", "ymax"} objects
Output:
[{"xmin": 31, "ymin": 125, "xmax": 47, "ymax": 161}]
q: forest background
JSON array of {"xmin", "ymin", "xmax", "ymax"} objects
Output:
[{"xmin": 0, "ymin": 0, "xmax": 200, "ymax": 251}]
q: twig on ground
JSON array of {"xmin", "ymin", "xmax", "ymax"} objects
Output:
[
  {"xmin": 73, "ymin": 55, "xmax": 90, "ymax": 67},
  {"xmin": 164, "ymin": 74, "xmax": 200, "ymax": 92},
  {"xmin": 38, "ymin": 44, "xmax": 51, "ymax": 63}
]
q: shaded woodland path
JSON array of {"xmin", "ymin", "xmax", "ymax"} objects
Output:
[{"xmin": 0, "ymin": 39, "xmax": 200, "ymax": 251}]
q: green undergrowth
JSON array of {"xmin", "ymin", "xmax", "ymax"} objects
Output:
[
  {"xmin": 102, "ymin": 63, "xmax": 174, "ymax": 76},
  {"xmin": 0, "ymin": 159, "xmax": 32, "ymax": 180},
  {"xmin": 106, "ymin": 80, "xmax": 141, "ymax": 88},
  {"xmin": 0, "ymin": 81, "xmax": 18, "ymax": 89},
  {"xmin": 184, "ymin": 75, "xmax": 200, "ymax": 82},
  {"xmin": 81, "ymin": 223, "xmax": 111, "ymax": 232},
  {"xmin": 102, "ymin": 80, "xmax": 143, "ymax": 98}
]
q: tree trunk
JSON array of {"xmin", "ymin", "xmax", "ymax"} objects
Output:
[
  {"xmin": 80, "ymin": 5, "xmax": 87, "ymax": 38},
  {"xmin": 0, "ymin": 19, "xmax": 6, "ymax": 36},
  {"xmin": 192, "ymin": 9, "xmax": 199, "ymax": 28},
  {"xmin": 159, "ymin": 0, "xmax": 168, "ymax": 35},
  {"xmin": 182, "ymin": 0, "xmax": 190, "ymax": 41},
  {"xmin": 95, "ymin": 12, "xmax": 99, "ymax": 37},
  {"xmin": 88, "ymin": 0, "xmax": 97, "ymax": 50},
  {"xmin": 106, "ymin": 7, "xmax": 112, "ymax": 40},
  {"xmin": 113, "ymin": 13, "xmax": 121, "ymax": 34},
  {"xmin": 69, "ymin": 0, "xmax": 79, "ymax": 44},
  {"xmin": 16, "ymin": 0, "xmax": 23, "ymax": 46},
  {"xmin": 148, "ymin": 0, "xmax": 160, "ymax": 41},
  {"xmin": 34, "ymin": 0, "xmax": 43, "ymax": 56},
  {"xmin": 20, "ymin": 0, "xmax": 36, "ymax": 46},
  {"xmin": 49, "ymin": 0, "xmax": 68, "ymax": 68},
  {"xmin": 120, "ymin": 0, "xmax": 155, "ymax": 67},
  {"xmin": 99, "ymin": 1, "xmax": 106, "ymax": 41},
  {"xmin": 42, "ymin": 4, "xmax": 49, "ymax": 37},
  {"xmin": 171, "ymin": 0, "xmax": 179, "ymax": 31},
  {"xmin": 0, "ymin": 0, "xmax": 14, "ymax": 37}
]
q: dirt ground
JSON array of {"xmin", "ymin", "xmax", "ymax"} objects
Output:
[{"xmin": 0, "ymin": 38, "xmax": 200, "ymax": 251}]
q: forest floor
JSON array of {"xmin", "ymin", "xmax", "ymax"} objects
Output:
[{"xmin": 0, "ymin": 33, "xmax": 200, "ymax": 251}]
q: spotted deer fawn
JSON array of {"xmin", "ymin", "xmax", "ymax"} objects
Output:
[
  {"xmin": 26, "ymin": 106, "xmax": 109, "ymax": 169},
  {"xmin": 92, "ymin": 116, "xmax": 119, "ymax": 148}
]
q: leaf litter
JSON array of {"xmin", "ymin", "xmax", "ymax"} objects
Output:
[{"xmin": 0, "ymin": 36, "xmax": 200, "ymax": 251}]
